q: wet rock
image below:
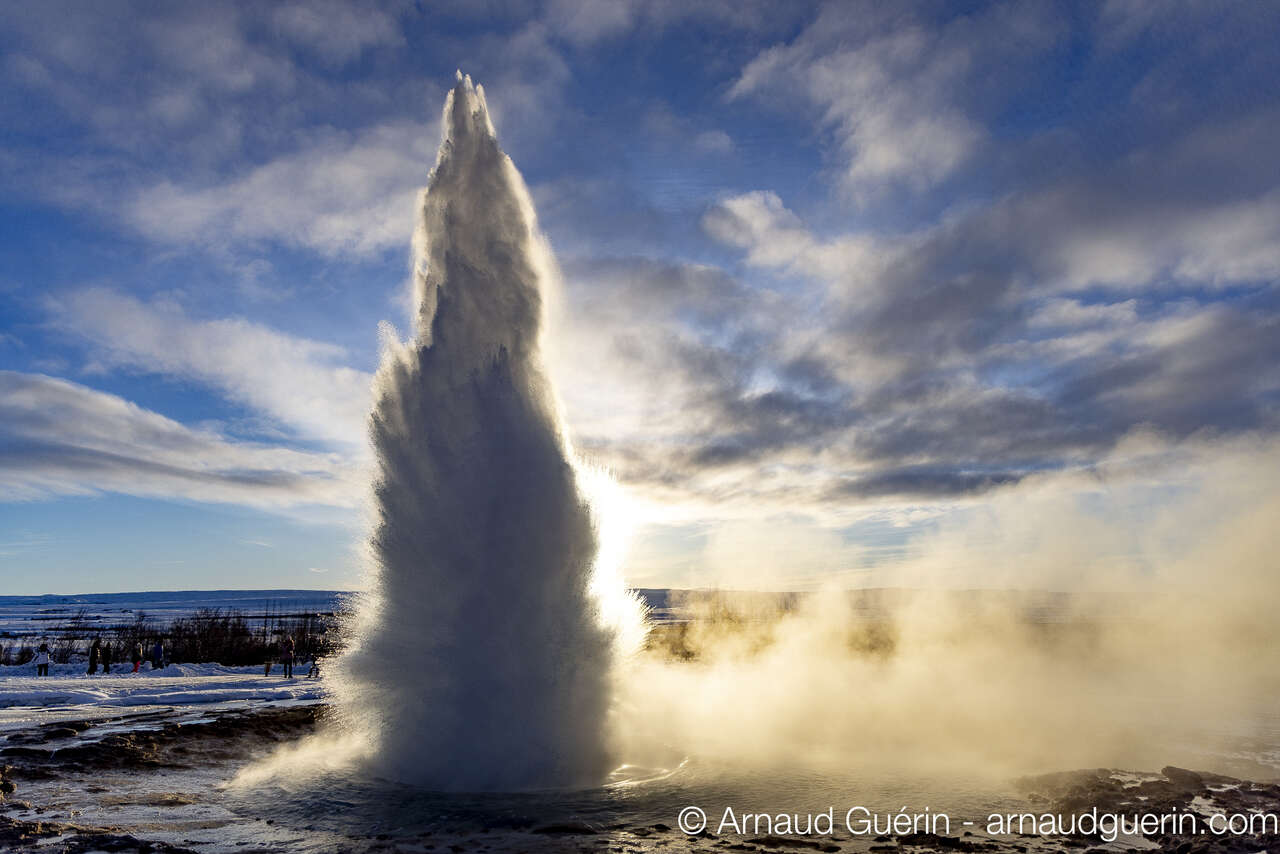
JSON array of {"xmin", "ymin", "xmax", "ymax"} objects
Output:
[
  {"xmin": 0, "ymin": 814, "xmax": 62, "ymax": 845},
  {"xmin": 3, "ymin": 705, "xmax": 322, "ymax": 777},
  {"xmin": 1161, "ymin": 767, "xmax": 1204, "ymax": 790},
  {"xmin": 54, "ymin": 720, "xmax": 94, "ymax": 733},
  {"xmin": 40, "ymin": 727, "xmax": 82, "ymax": 741},
  {"xmin": 139, "ymin": 793, "xmax": 198, "ymax": 807},
  {"xmin": 0, "ymin": 705, "xmax": 327, "ymax": 851},
  {"xmin": 743, "ymin": 835, "xmax": 826, "ymax": 850},
  {"xmin": 896, "ymin": 832, "xmax": 997, "ymax": 850},
  {"xmin": 531, "ymin": 822, "xmax": 600, "ymax": 835},
  {"xmin": 0, "ymin": 747, "xmax": 49, "ymax": 760}
]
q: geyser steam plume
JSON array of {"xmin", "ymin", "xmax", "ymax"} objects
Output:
[{"xmin": 331, "ymin": 74, "xmax": 629, "ymax": 791}]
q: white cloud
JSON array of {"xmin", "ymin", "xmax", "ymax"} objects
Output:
[
  {"xmin": 270, "ymin": 0, "xmax": 404, "ymax": 64},
  {"xmin": 693, "ymin": 129, "xmax": 734, "ymax": 154},
  {"xmin": 701, "ymin": 191, "xmax": 882, "ymax": 286},
  {"xmin": 706, "ymin": 174, "xmax": 1280, "ymax": 306},
  {"xmin": 126, "ymin": 121, "xmax": 436, "ymax": 256},
  {"xmin": 729, "ymin": 4, "xmax": 1062, "ymax": 199},
  {"xmin": 1, "ymin": 4, "xmax": 299, "ymax": 160},
  {"xmin": 1027, "ymin": 298, "xmax": 1139, "ymax": 330},
  {"xmin": 730, "ymin": 22, "xmax": 978, "ymax": 197},
  {"xmin": 544, "ymin": 0, "xmax": 639, "ymax": 44},
  {"xmin": 0, "ymin": 371, "xmax": 361, "ymax": 510},
  {"xmin": 539, "ymin": 0, "xmax": 797, "ymax": 46},
  {"xmin": 1029, "ymin": 186, "xmax": 1280, "ymax": 291},
  {"xmin": 48, "ymin": 288, "xmax": 373, "ymax": 445}
]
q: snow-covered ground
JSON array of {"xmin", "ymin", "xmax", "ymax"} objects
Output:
[{"xmin": 0, "ymin": 662, "xmax": 324, "ymax": 725}]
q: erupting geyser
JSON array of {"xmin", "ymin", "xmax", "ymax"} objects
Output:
[{"xmin": 331, "ymin": 74, "xmax": 629, "ymax": 791}]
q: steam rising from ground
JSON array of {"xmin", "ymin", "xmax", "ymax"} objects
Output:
[
  {"xmin": 616, "ymin": 435, "xmax": 1280, "ymax": 781},
  {"xmin": 319, "ymin": 74, "xmax": 639, "ymax": 791},
  {"xmin": 243, "ymin": 78, "xmax": 1279, "ymax": 795}
]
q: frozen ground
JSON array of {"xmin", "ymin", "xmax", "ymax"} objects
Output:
[
  {"xmin": 3, "ymin": 698, "xmax": 1280, "ymax": 853},
  {"xmin": 0, "ymin": 663, "xmax": 323, "ymax": 723},
  {"xmin": 2, "ymin": 666, "xmax": 1280, "ymax": 852}
]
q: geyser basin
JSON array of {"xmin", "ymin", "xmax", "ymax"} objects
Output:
[{"xmin": 329, "ymin": 74, "xmax": 633, "ymax": 792}]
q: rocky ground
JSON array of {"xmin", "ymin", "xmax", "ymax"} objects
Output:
[
  {"xmin": 2, "ymin": 706, "xmax": 1279, "ymax": 853},
  {"xmin": 1, "ymin": 704, "xmax": 322, "ymax": 853},
  {"xmin": 1011, "ymin": 765, "xmax": 1280, "ymax": 853}
]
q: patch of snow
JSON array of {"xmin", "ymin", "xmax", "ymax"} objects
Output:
[{"xmin": 0, "ymin": 664, "xmax": 324, "ymax": 711}]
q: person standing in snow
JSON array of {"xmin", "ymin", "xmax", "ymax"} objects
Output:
[
  {"xmin": 34, "ymin": 643, "xmax": 51, "ymax": 677},
  {"xmin": 101, "ymin": 643, "xmax": 112, "ymax": 674},
  {"xmin": 280, "ymin": 635, "xmax": 295, "ymax": 679},
  {"xmin": 151, "ymin": 640, "xmax": 164, "ymax": 671},
  {"xmin": 88, "ymin": 638, "xmax": 101, "ymax": 675},
  {"xmin": 131, "ymin": 644, "xmax": 142, "ymax": 673}
]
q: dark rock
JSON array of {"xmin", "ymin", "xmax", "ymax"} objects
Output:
[
  {"xmin": 39, "ymin": 727, "xmax": 81, "ymax": 741},
  {"xmin": 1162, "ymin": 767, "xmax": 1204, "ymax": 790},
  {"xmin": 0, "ymin": 747, "xmax": 49, "ymax": 759}
]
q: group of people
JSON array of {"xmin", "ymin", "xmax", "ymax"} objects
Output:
[
  {"xmin": 29, "ymin": 639, "xmax": 166, "ymax": 677},
  {"xmin": 133, "ymin": 640, "xmax": 166, "ymax": 672},
  {"xmin": 263, "ymin": 635, "xmax": 322, "ymax": 679}
]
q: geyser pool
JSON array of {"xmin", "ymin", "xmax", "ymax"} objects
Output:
[{"xmin": 329, "ymin": 73, "xmax": 635, "ymax": 792}]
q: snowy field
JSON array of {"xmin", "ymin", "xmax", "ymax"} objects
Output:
[
  {"xmin": 0, "ymin": 589, "xmax": 348, "ymax": 639},
  {"xmin": 0, "ymin": 662, "xmax": 323, "ymax": 719}
]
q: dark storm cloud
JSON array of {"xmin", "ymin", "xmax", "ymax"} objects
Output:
[
  {"xmin": 830, "ymin": 467, "xmax": 1025, "ymax": 500},
  {"xmin": 849, "ymin": 391, "xmax": 1091, "ymax": 467},
  {"xmin": 1050, "ymin": 300, "xmax": 1280, "ymax": 437}
]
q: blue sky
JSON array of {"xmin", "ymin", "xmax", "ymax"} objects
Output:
[{"xmin": 2, "ymin": 1, "xmax": 1278, "ymax": 595}]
